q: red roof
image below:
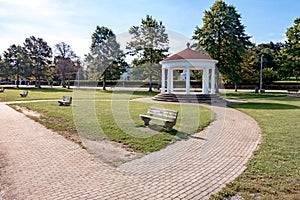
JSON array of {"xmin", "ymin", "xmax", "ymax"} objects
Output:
[{"xmin": 163, "ymin": 47, "xmax": 213, "ymax": 61}]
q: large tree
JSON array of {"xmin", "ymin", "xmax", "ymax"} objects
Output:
[
  {"xmin": 85, "ymin": 26, "xmax": 126, "ymax": 90},
  {"xmin": 193, "ymin": 0, "xmax": 251, "ymax": 91},
  {"xmin": 127, "ymin": 15, "xmax": 169, "ymax": 92},
  {"xmin": 2, "ymin": 44, "xmax": 29, "ymax": 88},
  {"xmin": 277, "ymin": 18, "xmax": 300, "ymax": 80},
  {"xmin": 24, "ymin": 36, "xmax": 53, "ymax": 88},
  {"xmin": 54, "ymin": 42, "xmax": 80, "ymax": 88}
]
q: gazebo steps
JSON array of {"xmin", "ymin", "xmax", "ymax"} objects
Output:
[{"xmin": 152, "ymin": 93, "xmax": 226, "ymax": 104}]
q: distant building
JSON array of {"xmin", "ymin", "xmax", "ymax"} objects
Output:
[
  {"xmin": 180, "ymin": 70, "xmax": 186, "ymax": 80},
  {"xmin": 120, "ymin": 66, "xmax": 132, "ymax": 80}
]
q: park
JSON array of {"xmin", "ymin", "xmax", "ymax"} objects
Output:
[{"xmin": 0, "ymin": 0, "xmax": 299, "ymax": 199}]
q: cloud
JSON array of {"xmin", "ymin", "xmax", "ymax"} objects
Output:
[{"xmin": 0, "ymin": 0, "xmax": 87, "ymax": 57}]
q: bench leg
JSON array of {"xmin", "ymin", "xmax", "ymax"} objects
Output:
[
  {"xmin": 165, "ymin": 121, "xmax": 175, "ymax": 132},
  {"xmin": 141, "ymin": 116, "xmax": 151, "ymax": 126}
]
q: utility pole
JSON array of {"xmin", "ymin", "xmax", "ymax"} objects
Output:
[{"xmin": 260, "ymin": 54, "xmax": 264, "ymax": 91}]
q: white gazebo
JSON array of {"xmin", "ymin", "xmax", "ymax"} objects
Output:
[{"xmin": 159, "ymin": 44, "xmax": 218, "ymax": 95}]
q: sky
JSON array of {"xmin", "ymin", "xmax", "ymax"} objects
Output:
[{"xmin": 0, "ymin": 0, "xmax": 299, "ymax": 61}]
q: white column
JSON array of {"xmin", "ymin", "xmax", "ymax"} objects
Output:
[
  {"xmin": 167, "ymin": 68, "xmax": 172, "ymax": 93},
  {"xmin": 186, "ymin": 67, "xmax": 190, "ymax": 94},
  {"xmin": 161, "ymin": 67, "xmax": 165, "ymax": 94},
  {"xmin": 202, "ymin": 69, "xmax": 205, "ymax": 94},
  {"xmin": 170, "ymin": 69, "xmax": 174, "ymax": 92},
  {"xmin": 203, "ymin": 68, "xmax": 209, "ymax": 94},
  {"xmin": 211, "ymin": 67, "xmax": 215, "ymax": 94}
]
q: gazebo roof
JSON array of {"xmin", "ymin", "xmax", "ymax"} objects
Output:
[{"xmin": 163, "ymin": 45, "xmax": 213, "ymax": 61}]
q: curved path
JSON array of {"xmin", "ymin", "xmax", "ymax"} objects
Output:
[{"xmin": 0, "ymin": 100, "xmax": 261, "ymax": 199}]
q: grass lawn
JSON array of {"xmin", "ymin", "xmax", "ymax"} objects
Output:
[
  {"xmin": 0, "ymin": 86, "xmax": 160, "ymax": 102},
  {"xmin": 6, "ymin": 87, "xmax": 300, "ymax": 198},
  {"xmin": 221, "ymin": 92, "xmax": 287, "ymax": 99},
  {"xmin": 212, "ymin": 97, "xmax": 300, "ymax": 200},
  {"xmin": 0, "ymin": 87, "xmax": 74, "ymax": 102},
  {"xmin": 10, "ymin": 88, "xmax": 212, "ymax": 154}
]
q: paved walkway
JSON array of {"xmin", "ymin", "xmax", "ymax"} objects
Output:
[{"xmin": 0, "ymin": 100, "xmax": 261, "ymax": 199}]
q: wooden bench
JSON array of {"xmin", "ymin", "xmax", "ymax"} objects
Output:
[
  {"xmin": 0, "ymin": 87, "xmax": 4, "ymax": 93},
  {"xmin": 287, "ymin": 89, "xmax": 299, "ymax": 93},
  {"xmin": 20, "ymin": 90, "xmax": 28, "ymax": 97},
  {"xmin": 140, "ymin": 107, "xmax": 178, "ymax": 132},
  {"xmin": 58, "ymin": 96, "xmax": 72, "ymax": 106}
]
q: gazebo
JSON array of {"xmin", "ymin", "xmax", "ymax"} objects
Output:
[{"xmin": 159, "ymin": 44, "xmax": 218, "ymax": 95}]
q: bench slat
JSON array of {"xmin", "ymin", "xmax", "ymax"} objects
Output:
[
  {"xmin": 148, "ymin": 107, "xmax": 178, "ymax": 120},
  {"xmin": 140, "ymin": 114, "xmax": 173, "ymax": 122},
  {"xmin": 140, "ymin": 107, "xmax": 178, "ymax": 131}
]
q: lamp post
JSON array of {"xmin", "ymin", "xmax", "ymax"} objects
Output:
[{"xmin": 260, "ymin": 54, "xmax": 264, "ymax": 91}]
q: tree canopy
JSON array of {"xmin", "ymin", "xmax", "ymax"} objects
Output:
[
  {"xmin": 23, "ymin": 36, "xmax": 53, "ymax": 87},
  {"xmin": 127, "ymin": 15, "xmax": 169, "ymax": 91},
  {"xmin": 85, "ymin": 26, "xmax": 126, "ymax": 90},
  {"xmin": 193, "ymin": 0, "xmax": 251, "ymax": 91},
  {"xmin": 54, "ymin": 42, "xmax": 81, "ymax": 88},
  {"xmin": 2, "ymin": 44, "xmax": 30, "ymax": 87},
  {"xmin": 277, "ymin": 18, "xmax": 300, "ymax": 80}
]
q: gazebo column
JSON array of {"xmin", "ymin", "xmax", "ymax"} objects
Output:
[
  {"xmin": 170, "ymin": 69, "xmax": 174, "ymax": 92},
  {"xmin": 211, "ymin": 67, "xmax": 215, "ymax": 94},
  {"xmin": 161, "ymin": 67, "xmax": 165, "ymax": 94},
  {"xmin": 186, "ymin": 66, "xmax": 190, "ymax": 94},
  {"xmin": 203, "ymin": 68, "xmax": 209, "ymax": 94},
  {"xmin": 167, "ymin": 68, "xmax": 172, "ymax": 93}
]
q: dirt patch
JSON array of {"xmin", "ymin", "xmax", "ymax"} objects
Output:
[
  {"xmin": 12, "ymin": 105, "xmax": 143, "ymax": 167},
  {"xmin": 13, "ymin": 105, "xmax": 41, "ymax": 118},
  {"xmin": 82, "ymin": 138, "xmax": 143, "ymax": 167}
]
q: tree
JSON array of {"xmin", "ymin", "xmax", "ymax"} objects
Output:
[
  {"xmin": 0, "ymin": 55, "xmax": 5, "ymax": 79},
  {"xmin": 2, "ymin": 44, "xmax": 30, "ymax": 88},
  {"xmin": 127, "ymin": 15, "xmax": 169, "ymax": 92},
  {"xmin": 193, "ymin": 0, "xmax": 251, "ymax": 92},
  {"xmin": 54, "ymin": 42, "xmax": 80, "ymax": 88},
  {"xmin": 85, "ymin": 26, "xmax": 126, "ymax": 90},
  {"xmin": 240, "ymin": 47, "xmax": 258, "ymax": 83},
  {"xmin": 24, "ymin": 36, "xmax": 53, "ymax": 88},
  {"xmin": 255, "ymin": 42, "xmax": 282, "ymax": 71},
  {"xmin": 277, "ymin": 18, "xmax": 300, "ymax": 80}
]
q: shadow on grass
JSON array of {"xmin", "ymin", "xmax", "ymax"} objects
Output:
[
  {"xmin": 272, "ymin": 96, "xmax": 300, "ymax": 101},
  {"xmin": 229, "ymin": 102, "xmax": 300, "ymax": 110}
]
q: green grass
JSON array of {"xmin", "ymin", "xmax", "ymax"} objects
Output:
[
  {"xmin": 0, "ymin": 87, "xmax": 73, "ymax": 102},
  {"xmin": 11, "ymin": 89, "xmax": 212, "ymax": 154},
  {"xmin": 222, "ymin": 92, "xmax": 287, "ymax": 99},
  {"xmin": 0, "ymin": 86, "xmax": 159, "ymax": 102},
  {"xmin": 211, "ymin": 97, "xmax": 300, "ymax": 200}
]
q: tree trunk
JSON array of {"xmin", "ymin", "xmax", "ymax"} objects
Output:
[
  {"xmin": 67, "ymin": 77, "xmax": 70, "ymax": 89},
  {"xmin": 16, "ymin": 74, "xmax": 20, "ymax": 88},
  {"xmin": 102, "ymin": 77, "xmax": 106, "ymax": 91},
  {"xmin": 148, "ymin": 73, "xmax": 153, "ymax": 92},
  {"xmin": 62, "ymin": 72, "xmax": 66, "ymax": 88},
  {"xmin": 234, "ymin": 83, "xmax": 238, "ymax": 92},
  {"xmin": 37, "ymin": 76, "xmax": 41, "ymax": 88},
  {"xmin": 62, "ymin": 79, "xmax": 66, "ymax": 88}
]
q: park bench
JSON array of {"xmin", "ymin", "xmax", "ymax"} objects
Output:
[
  {"xmin": 0, "ymin": 87, "xmax": 4, "ymax": 92},
  {"xmin": 140, "ymin": 107, "xmax": 178, "ymax": 132},
  {"xmin": 20, "ymin": 90, "xmax": 28, "ymax": 97},
  {"xmin": 287, "ymin": 89, "xmax": 299, "ymax": 93},
  {"xmin": 58, "ymin": 96, "xmax": 72, "ymax": 106}
]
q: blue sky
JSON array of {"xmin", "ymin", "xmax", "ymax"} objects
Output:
[{"xmin": 0, "ymin": 0, "xmax": 299, "ymax": 60}]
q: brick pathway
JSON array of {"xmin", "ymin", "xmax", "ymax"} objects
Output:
[{"xmin": 0, "ymin": 100, "xmax": 261, "ymax": 199}]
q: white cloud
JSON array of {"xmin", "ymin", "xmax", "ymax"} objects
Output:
[{"xmin": 0, "ymin": 0, "xmax": 89, "ymax": 58}]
